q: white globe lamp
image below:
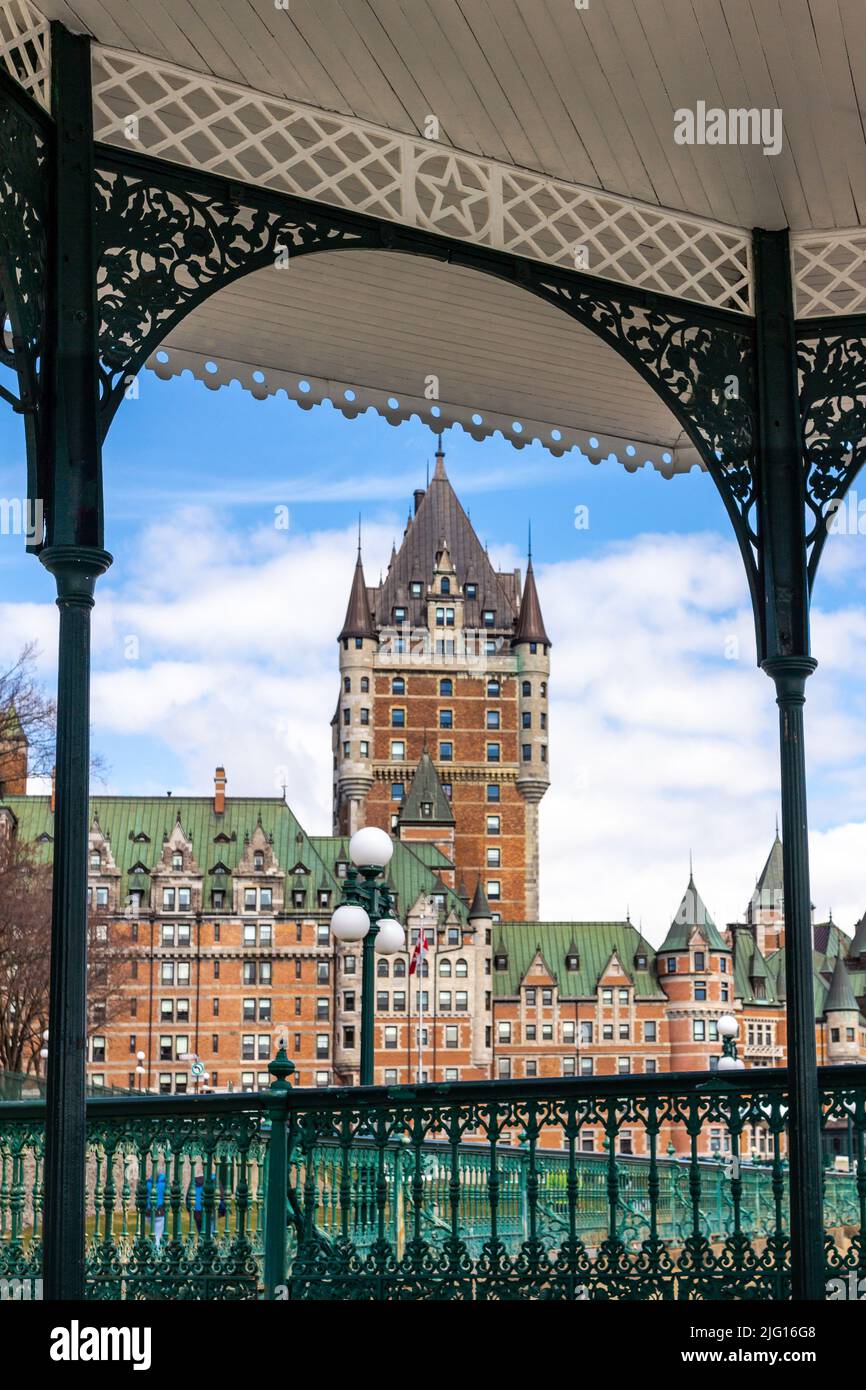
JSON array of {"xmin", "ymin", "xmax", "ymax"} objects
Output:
[
  {"xmin": 717, "ymin": 1055, "xmax": 746, "ymax": 1071},
  {"xmin": 330, "ymin": 902, "xmax": 371, "ymax": 942},
  {"xmin": 349, "ymin": 826, "xmax": 394, "ymax": 869},
  {"xmin": 717, "ymin": 1014, "xmax": 739, "ymax": 1039},
  {"xmin": 375, "ymin": 919, "xmax": 406, "ymax": 954}
]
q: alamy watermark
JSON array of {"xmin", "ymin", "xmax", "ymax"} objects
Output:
[
  {"xmin": 674, "ymin": 101, "xmax": 782, "ymax": 157},
  {"xmin": 0, "ymin": 496, "xmax": 43, "ymax": 544}
]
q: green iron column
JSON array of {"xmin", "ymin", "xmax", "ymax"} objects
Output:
[
  {"xmin": 40, "ymin": 25, "xmax": 112, "ymax": 1300},
  {"xmin": 359, "ymin": 869, "xmax": 382, "ymax": 1086},
  {"xmin": 754, "ymin": 228, "xmax": 825, "ymax": 1300}
]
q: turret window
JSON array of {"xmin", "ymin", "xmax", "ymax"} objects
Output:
[
  {"xmin": 360, "ymin": 708, "xmax": 370, "ymax": 725},
  {"xmin": 172, "ymin": 852, "xmax": 183, "ymax": 869},
  {"xmin": 529, "ymin": 642, "xmax": 538, "ymax": 654},
  {"xmin": 522, "ymin": 681, "xmax": 531, "ymax": 697},
  {"xmin": 342, "ymin": 741, "xmax": 350, "ymax": 757},
  {"xmin": 487, "ymin": 784, "xmax": 500, "ymax": 802},
  {"xmin": 254, "ymin": 851, "xmax": 264, "ymax": 869},
  {"xmin": 439, "ymin": 709, "xmax": 453, "ymax": 728},
  {"xmin": 694, "ymin": 951, "xmax": 705, "ymax": 970},
  {"xmin": 694, "ymin": 982, "xmax": 707, "ymax": 1001},
  {"xmin": 392, "ymin": 677, "xmax": 405, "ymax": 694},
  {"xmin": 540, "ymin": 745, "xmax": 547, "ymax": 762},
  {"xmin": 343, "ymin": 677, "xmax": 351, "ymax": 692},
  {"xmin": 540, "ymin": 682, "xmax": 547, "ymax": 697},
  {"xmin": 361, "ymin": 677, "xmax": 369, "ymax": 692},
  {"xmin": 566, "ymin": 951, "xmax": 579, "ymax": 971},
  {"xmin": 522, "ymin": 745, "xmax": 531, "ymax": 761},
  {"xmin": 343, "ymin": 708, "xmax": 350, "ymax": 724},
  {"xmin": 522, "ymin": 712, "xmax": 531, "ymax": 729},
  {"xmin": 360, "ymin": 741, "xmax": 369, "ymax": 757}
]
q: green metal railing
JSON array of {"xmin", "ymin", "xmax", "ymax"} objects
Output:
[{"xmin": 1, "ymin": 1061, "xmax": 865, "ymax": 1299}]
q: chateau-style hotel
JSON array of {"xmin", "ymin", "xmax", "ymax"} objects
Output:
[{"xmin": 2, "ymin": 448, "xmax": 865, "ymax": 1108}]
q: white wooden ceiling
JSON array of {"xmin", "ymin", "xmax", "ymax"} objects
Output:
[{"xmin": 38, "ymin": 0, "xmax": 866, "ymax": 233}]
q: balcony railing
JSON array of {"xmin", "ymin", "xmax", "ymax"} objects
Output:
[{"xmin": 1, "ymin": 1064, "xmax": 864, "ymax": 1300}]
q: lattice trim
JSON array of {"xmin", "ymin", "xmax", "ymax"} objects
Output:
[
  {"xmin": 146, "ymin": 346, "xmax": 701, "ymax": 479},
  {"xmin": 92, "ymin": 45, "xmax": 753, "ymax": 315},
  {"xmin": 0, "ymin": 0, "xmax": 49, "ymax": 108},
  {"xmin": 792, "ymin": 230, "xmax": 866, "ymax": 318}
]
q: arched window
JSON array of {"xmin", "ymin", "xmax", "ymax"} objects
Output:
[
  {"xmin": 439, "ymin": 958, "xmax": 452, "ymax": 977},
  {"xmin": 455, "ymin": 958, "xmax": 468, "ymax": 977},
  {"xmin": 441, "ymin": 577, "xmax": 450, "ymax": 594},
  {"xmin": 254, "ymin": 851, "xmax": 264, "ymax": 870},
  {"xmin": 377, "ymin": 959, "xmax": 390, "ymax": 977},
  {"xmin": 393, "ymin": 959, "xmax": 406, "ymax": 977},
  {"xmin": 522, "ymin": 680, "xmax": 531, "ymax": 697}
]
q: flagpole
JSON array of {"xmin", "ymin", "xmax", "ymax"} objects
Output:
[{"xmin": 417, "ymin": 932, "xmax": 425, "ymax": 1084}]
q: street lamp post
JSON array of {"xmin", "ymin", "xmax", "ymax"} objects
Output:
[
  {"xmin": 717, "ymin": 1014, "xmax": 746, "ymax": 1072},
  {"xmin": 135, "ymin": 1050, "xmax": 146, "ymax": 1092},
  {"xmin": 330, "ymin": 827, "xmax": 406, "ymax": 1085}
]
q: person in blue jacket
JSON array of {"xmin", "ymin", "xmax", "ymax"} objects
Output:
[{"xmin": 145, "ymin": 1170, "xmax": 167, "ymax": 1248}]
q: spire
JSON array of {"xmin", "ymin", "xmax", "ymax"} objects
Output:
[
  {"xmin": 469, "ymin": 876, "xmax": 491, "ymax": 921},
  {"xmin": 755, "ymin": 831, "xmax": 784, "ymax": 901},
  {"xmin": 824, "ymin": 952, "xmax": 858, "ymax": 1013},
  {"xmin": 659, "ymin": 873, "xmax": 727, "ymax": 952},
  {"xmin": 338, "ymin": 548, "xmax": 375, "ymax": 641},
  {"xmin": 432, "ymin": 434, "xmax": 448, "ymax": 483},
  {"xmin": 513, "ymin": 553, "xmax": 551, "ymax": 646}
]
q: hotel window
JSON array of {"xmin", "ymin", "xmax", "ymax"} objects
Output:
[
  {"xmin": 342, "ymin": 741, "xmax": 350, "ymax": 757},
  {"xmin": 562, "ymin": 1057, "xmax": 576, "ymax": 1076},
  {"xmin": 439, "ymin": 678, "xmax": 452, "ymax": 695},
  {"xmin": 645, "ymin": 1058, "xmax": 658, "ymax": 1073},
  {"xmin": 244, "ymin": 888, "xmax": 256, "ymax": 910},
  {"xmin": 442, "ymin": 782, "xmax": 452, "ymax": 799},
  {"xmin": 602, "ymin": 988, "xmax": 613, "ymax": 1005},
  {"xmin": 243, "ymin": 998, "xmax": 256, "ymax": 1021},
  {"xmin": 562, "ymin": 1021, "xmax": 575, "ymax": 1043},
  {"xmin": 159, "ymin": 1074, "xmax": 172, "ymax": 1094},
  {"xmin": 162, "ymin": 888, "xmax": 175, "ymax": 909},
  {"xmin": 540, "ymin": 713, "xmax": 547, "ymax": 729},
  {"xmin": 90, "ymin": 851, "xmax": 101, "ymax": 869},
  {"xmin": 486, "ymin": 709, "xmax": 500, "ymax": 730},
  {"xmin": 542, "ymin": 1024, "xmax": 553, "ymax": 1040},
  {"xmin": 497, "ymin": 1022, "xmax": 511, "ymax": 1043},
  {"xmin": 391, "ymin": 707, "xmax": 405, "ymax": 727},
  {"xmin": 455, "ymin": 991, "xmax": 468, "ymax": 1011},
  {"xmin": 487, "ymin": 679, "xmax": 500, "ymax": 697},
  {"xmin": 580, "ymin": 1057, "xmax": 594, "ymax": 1076},
  {"xmin": 487, "ymin": 783, "xmax": 500, "ymax": 802},
  {"xmin": 694, "ymin": 982, "xmax": 707, "ymax": 1001},
  {"xmin": 619, "ymin": 1023, "xmax": 630, "ymax": 1039},
  {"xmin": 693, "ymin": 1020, "xmax": 706, "ymax": 1041},
  {"xmin": 617, "ymin": 1057, "xmax": 630, "ymax": 1075},
  {"xmin": 487, "ymin": 815, "xmax": 500, "ymax": 834},
  {"xmin": 603, "ymin": 1024, "xmax": 613, "ymax": 1040},
  {"xmin": 439, "ymin": 992, "xmax": 451, "ymax": 1011},
  {"xmin": 525, "ymin": 1060, "xmax": 537, "ymax": 1077},
  {"xmin": 439, "ymin": 708, "xmax": 453, "ymax": 728},
  {"xmin": 487, "ymin": 880, "xmax": 501, "ymax": 901},
  {"xmin": 486, "ymin": 847, "xmax": 500, "ymax": 867},
  {"xmin": 384, "ymin": 1026, "xmax": 398, "ymax": 1050},
  {"xmin": 435, "ymin": 606, "xmax": 445, "ymax": 626},
  {"xmin": 522, "ymin": 681, "xmax": 531, "ymax": 697},
  {"xmin": 644, "ymin": 1021, "xmax": 657, "ymax": 1041},
  {"xmin": 391, "ymin": 740, "xmax": 405, "ymax": 759},
  {"xmin": 618, "ymin": 988, "xmax": 628, "ymax": 1004},
  {"xmin": 439, "ymin": 741, "xmax": 453, "ymax": 761},
  {"xmin": 213, "ymin": 890, "xmax": 224, "ymax": 909},
  {"xmin": 391, "ymin": 782, "xmax": 404, "ymax": 802},
  {"xmin": 540, "ymin": 745, "xmax": 547, "ymax": 762},
  {"xmin": 666, "ymin": 957, "xmax": 677, "ymax": 973},
  {"xmin": 376, "ymin": 991, "xmax": 389, "ymax": 1012},
  {"xmin": 580, "ymin": 1022, "xmax": 593, "ymax": 1044},
  {"xmin": 394, "ymin": 607, "xmax": 407, "ymax": 623},
  {"xmin": 91, "ymin": 1036, "xmax": 106, "ymax": 1063},
  {"xmin": 694, "ymin": 951, "xmax": 705, "ymax": 970},
  {"xmin": 161, "ymin": 923, "xmax": 175, "ymax": 946},
  {"xmin": 161, "ymin": 962, "xmax": 175, "ymax": 985},
  {"xmin": 159, "ymin": 1035, "xmax": 173, "ymax": 1062},
  {"xmin": 522, "ymin": 712, "xmax": 531, "ymax": 729},
  {"xmin": 177, "ymin": 922, "xmax": 191, "ymax": 945},
  {"xmin": 95, "ymin": 886, "xmax": 109, "ymax": 908},
  {"xmin": 455, "ymin": 958, "xmax": 468, "ymax": 976},
  {"xmin": 343, "ymin": 676, "xmax": 350, "ymax": 692},
  {"xmin": 344, "ymin": 955, "xmax": 356, "ymax": 975},
  {"xmin": 466, "ymin": 583, "xmax": 477, "ymax": 599},
  {"xmin": 497, "ymin": 1058, "xmax": 511, "ymax": 1079},
  {"xmin": 344, "ymin": 1027, "xmax": 356, "ymax": 1048},
  {"xmin": 315, "ymin": 1035, "xmax": 328, "ymax": 1059},
  {"xmin": 176, "ymin": 999, "xmax": 189, "ymax": 1021},
  {"xmin": 392, "ymin": 677, "xmax": 405, "ymax": 694},
  {"xmin": 259, "ymin": 887, "xmax": 273, "ymax": 911},
  {"xmin": 253, "ymin": 850, "xmax": 264, "ymax": 870},
  {"xmin": 482, "ymin": 610, "xmax": 495, "ymax": 627},
  {"xmin": 393, "ymin": 991, "xmax": 406, "ymax": 1011},
  {"xmin": 486, "ymin": 743, "xmax": 500, "ymax": 763},
  {"xmin": 618, "ymin": 1132, "xmax": 634, "ymax": 1155},
  {"xmin": 242, "ymin": 1035, "xmax": 255, "ymax": 1060},
  {"xmin": 720, "ymin": 957, "xmax": 728, "ymax": 972},
  {"xmin": 522, "ymin": 744, "xmax": 531, "ymax": 761}
]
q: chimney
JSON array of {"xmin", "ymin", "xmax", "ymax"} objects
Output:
[
  {"xmin": 413, "ymin": 488, "xmax": 425, "ymax": 514},
  {"xmin": 50, "ymin": 765, "xmax": 56, "ymax": 815},
  {"xmin": 214, "ymin": 766, "xmax": 226, "ymax": 814}
]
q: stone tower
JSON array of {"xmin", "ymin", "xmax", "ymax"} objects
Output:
[
  {"xmin": 333, "ymin": 442, "xmax": 551, "ymax": 920},
  {"xmin": 0, "ymin": 704, "xmax": 28, "ymax": 798}
]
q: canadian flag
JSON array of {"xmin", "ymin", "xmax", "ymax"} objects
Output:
[{"xmin": 409, "ymin": 930, "xmax": 429, "ymax": 976}]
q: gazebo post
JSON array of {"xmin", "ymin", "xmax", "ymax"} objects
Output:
[
  {"xmin": 39, "ymin": 24, "xmax": 112, "ymax": 1301},
  {"xmin": 754, "ymin": 229, "xmax": 825, "ymax": 1300}
]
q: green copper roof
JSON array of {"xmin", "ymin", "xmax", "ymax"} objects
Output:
[
  {"xmin": 398, "ymin": 747, "xmax": 455, "ymax": 826},
  {"xmin": 1, "ymin": 794, "xmax": 338, "ymax": 902},
  {"xmin": 492, "ymin": 922, "xmax": 664, "ymax": 1000},
  {"xmin": 310, "ymin": 835, "xmax": 467, "ymax": 924},
  {"xmin": 658, "ymin": 875, "xmax": 728, "ymax": 953},
  {"xmin": 755, "ymin": 834, "xmax": 784, "ymax": 900},
  {"xmin": 851, "ymin": 913, "xmax": 866, "ymax": 958},
  {"xmin": 732, "ymin": 929, "xmax": 780, "ymax": 1006},
  {"xmin": 824, "ymin": 953, "xmax": 858, "ymax": 1013}
]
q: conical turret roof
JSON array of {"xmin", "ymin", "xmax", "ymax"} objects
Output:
[
  {"xmin": 469, "ymin": 876, "xmax": 491, "ymax": 921},
  {"xmin": 824, "ymin": 953, "xmax": 858, "ymax": 1013},
  {"xmin": 659, "ymin": 873, "xmax": 728, "ymax": 952},
  {"xmin": 338, "ymin": 549, "xmax": 375, "ymax": 641},
  {"xmin": 754, "ymin": 833, "xmax": 784, "ymax": 906},
  {"xmin": 850, "ymin": 913, "xmax": 866, "ymax": 959},
  {"xmin": 513, "ymin": 556, "xmax": 550, "ymax": 646}
]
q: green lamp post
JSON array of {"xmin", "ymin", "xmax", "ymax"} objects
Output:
[
  {"xmin": 717, "ymin": 1014, "xmax": 746, "ymax": 1071},
  {"xmin": 330, "ymin": 827, "xmax": 406, "ymax": 1085}
]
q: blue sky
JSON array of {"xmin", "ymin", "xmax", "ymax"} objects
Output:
[{"xmin": 1, "ymin": 366, "xmax": 865, "ymax": 942}]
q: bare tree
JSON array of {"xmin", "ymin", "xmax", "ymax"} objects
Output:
[
  {"xmin": 0, "ymin": 837, "xmax": 125, "ymax": 1075},
  {"xmin": 0, "ymin": 642, "xmax": 56, "ymax": 783}
]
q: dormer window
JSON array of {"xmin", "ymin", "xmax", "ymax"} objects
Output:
[
  {"xmin": 566, "ymin": 951, "xmax": 579, "ymax": 971},
  {"xmin": 483, "ymin": 610, "xmax": 495, "ymax": 627},
  {"xmin": 421, "ymin": 801, "xmax": 433, "ymax": 818},
  {"xmin": 172, "ymin": 851, "xmax": 183, "ymax": 870},
  {"xmin": 466, "ymin": 584, "xmax": 477, "ymax": 599},
  {"xmin": 441, "ymin": 577, "xmax": 450, "ymax": 594},
  {"xmin": 635, "ymin": 953, "xmax": 648, "ymax": 970},
  {"xmin": 253, "ymin": 851, "xmax": 264, "ymax": 870},
  {"xmin": 494, "ymin": 951, "xmax": 508, "ymax": 971},
  {"xmin": 394, "ymin": 607, "xmax": 407, "ymax": 624},
  {"xmin": 694, "ymin": 950, "xmax": 705, "ymax": 971},
  {"xmin": 90, "ymin": 851, "xmax": 101, "ymax": 869},
  {"xmin": 410, "ymin": 582, "xmax": 422, "ymax": 597}
]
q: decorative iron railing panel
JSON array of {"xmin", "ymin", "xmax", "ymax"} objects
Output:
[{"xmin": 1, "ymin": 1068, "xmax": 864, "ymax": 1300}]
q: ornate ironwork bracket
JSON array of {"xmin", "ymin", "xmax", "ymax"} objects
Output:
[
  {"xmin": 0, "ymin": 68, "xmax": 50, "ymax": 528},
  {"xmin": 797, "ymin": 317, "xmax": 866, "ymax": 588}
]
